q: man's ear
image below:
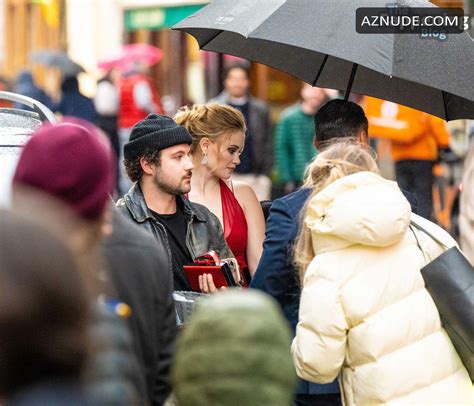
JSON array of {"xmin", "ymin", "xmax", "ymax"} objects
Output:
[
  {"xmin": 313, "ymin": 136, "xmax": 321, "ymax": 150},
  {"xmin": 140, "ymin": 157, "xmax": 155, "ymax": 175},
  {"xmin": 357, "ymin": 130, "xmax": 369, "ymax": 145}
]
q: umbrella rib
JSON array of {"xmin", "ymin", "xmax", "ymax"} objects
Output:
[
  {"xmin": 311, "ymin": 54, "xmax": 329, "ymax": 87},
  {"xmin": 200, "ymin": 30, "xmax": 225, "ymax": 49},
  {"xmin": 344, "ymin": 63, "xmax": 359, "ymax": 101},
  {"xmin": 441, "ymin": 90, "xmax": 448, "ymax": 121}
]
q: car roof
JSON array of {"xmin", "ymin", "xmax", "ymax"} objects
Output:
[
  {"xmin": 0, "ymin": 93, "xmax": 56, "ymax": 208},
  {"xmin": 0, "ymin": 108, "xmax": 42, "ymax": 147}
]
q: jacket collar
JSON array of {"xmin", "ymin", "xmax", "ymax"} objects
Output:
[
  {"xmin": 216, "ymin": 90, "xmax": 253, "ymax": 105},
  {"xmin": 124, "ymin": 182, "xmax": 206, "ymax": 223}
]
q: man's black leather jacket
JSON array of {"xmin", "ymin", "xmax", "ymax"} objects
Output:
[{"xmin": 116, "ymin": 183, "xmax": 234, "ymax": 290}]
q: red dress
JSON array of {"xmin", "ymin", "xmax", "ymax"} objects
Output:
[{"xmin": 220, "ymin": 180, "xmax": 250, "ymax": 285}]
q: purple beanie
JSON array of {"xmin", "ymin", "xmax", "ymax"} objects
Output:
[{"xmin": 13, "ymin": 121, "xmax": 114, "ymax": 221}]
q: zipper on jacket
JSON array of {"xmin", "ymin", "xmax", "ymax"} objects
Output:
[
  {"xmin": 184, "ymin": 214, "xmax": 198, "ymax": 260},
  {"xmin": 152, "ymin": 219, "xmax": 175, "ymax": 282}
]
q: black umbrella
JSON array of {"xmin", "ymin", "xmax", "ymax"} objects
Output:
[
  {"xmin": 30, "ymin": 50, "xmax": 85, "ymax": 78},
  {"xmin": 173, "ymin": 0, "xmax": 474, "ymax": 120}
]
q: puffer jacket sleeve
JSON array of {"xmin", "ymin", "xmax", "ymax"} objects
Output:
[{"xmin": 291, "ymin": 269, "xmax": 348, "ymax": 384}]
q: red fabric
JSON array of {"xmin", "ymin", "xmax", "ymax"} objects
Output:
[
  {"xmin": 220, "ymin": 180, "xmax": 249, "ymax": 285},
  {"xmin": 118, "ymin": 73, "xmax": 163, "ymax": 129},
  {"xmin": 0, "ymin": 83, "xmax": 12, "ymax": 107}
]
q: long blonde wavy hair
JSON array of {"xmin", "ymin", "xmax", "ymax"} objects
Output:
[{"xmin": 294, "ymin": 140, "xmax": 380, "ymax": 281}]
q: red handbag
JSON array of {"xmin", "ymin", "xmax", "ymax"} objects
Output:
[{"xmin": 184, "ymin": 251, "xmax": 238, "ymax": 291}]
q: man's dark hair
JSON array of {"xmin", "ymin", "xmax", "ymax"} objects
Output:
[
  {"xmin": 222, "ymin": 63, "xmax": 251, "ymax": 81},
  {"xmin": 124, "ymin": 148, "xmax": 161, "ymax": 182},
  {"xmin": 314, "ymin": 99, "xmax": 369, "ymax": 146}
]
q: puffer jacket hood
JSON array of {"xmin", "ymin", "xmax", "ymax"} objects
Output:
[{"xmin": 305, "ymin": 171, "xmax": 411, "ymax": 253}]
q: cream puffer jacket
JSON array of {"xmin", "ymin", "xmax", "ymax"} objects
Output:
[{"xmin": 291, "ymin": 171, "xmax": 472, "ymax": 405}]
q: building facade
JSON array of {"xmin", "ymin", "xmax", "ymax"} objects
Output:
[{"xmin": 1, "ymin": 0, "xmax": 472, "ymax": 111}]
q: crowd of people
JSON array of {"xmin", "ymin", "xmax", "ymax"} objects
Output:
[
  {"xmin": 1, "ymin": 62, "xmax": 473, "ymax": 405},
  {"xmin": 7, "ymin": 63, "xmax": 465, "ymax": 222}
]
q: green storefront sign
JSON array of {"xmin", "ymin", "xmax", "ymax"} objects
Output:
[{"xmin": 125, "ymin": 4, "xmax": 206, "ymax": 32}]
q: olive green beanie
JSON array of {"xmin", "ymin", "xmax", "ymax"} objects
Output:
[{"xmin": 171, "ymin": 290, "xmax": 296, "ymax": 406}]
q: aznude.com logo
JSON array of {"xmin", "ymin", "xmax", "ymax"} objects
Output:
[{"xmin": 356, "ymin": 6, "xmax": 469, "ymax": 36}]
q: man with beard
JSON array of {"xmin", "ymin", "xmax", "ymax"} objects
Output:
[{"xmin": 116, "ymin": 114, "xmax": 234, "ymax": 291}]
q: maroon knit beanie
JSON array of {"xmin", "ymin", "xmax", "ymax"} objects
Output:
[{"xmin": 13, "ymin": 121, "xmax": 114, "ymax": 221}]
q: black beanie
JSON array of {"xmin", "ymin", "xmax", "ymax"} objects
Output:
[{"xmin": 124, "ymin": 114, "xmax": 192, "ymax": 160}]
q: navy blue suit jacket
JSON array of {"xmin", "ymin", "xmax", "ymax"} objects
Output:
[{"xmin": 251, "ymin": 188, "xmax": 339, "ymax": 395}]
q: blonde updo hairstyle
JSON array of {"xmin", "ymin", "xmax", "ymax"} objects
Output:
[
  {"xmin": 295, "ymin": 140, "xmax": 380, "ymax": 280},
  {"xmin": 174, "ymin": 103, "xmax": 246, "ymax": 162}
]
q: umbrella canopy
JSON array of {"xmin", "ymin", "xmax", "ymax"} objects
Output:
[
  {"xmin": 98, "ymin": 43, "xmax": 163, "ymax": 71},
  {"xmin": 173, "ymin": 0, "xmax": 474, "ymax": 120},
  {"xmin": 30, "ymin": 50, "xmax": 84, "ymax": 78}
]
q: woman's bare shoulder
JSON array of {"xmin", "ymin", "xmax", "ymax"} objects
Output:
[
  {"xmin": 232, "ymin": 180, "xmax": 257, "ymax": 198},
  {"xmin": 230, "ymin": 181, "xmax": 261, "ymax": 214}
]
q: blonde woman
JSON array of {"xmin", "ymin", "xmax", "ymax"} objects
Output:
[
  {"xmin": 174, "ymin": 103, "xmax": 265, "ymax": 288},
  {"xmin": 291, "ymin": 141, "xmax": 471, "ymax": 405}
]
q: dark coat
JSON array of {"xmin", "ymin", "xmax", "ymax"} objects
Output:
[
  {"xmin": 56, "ymin": 77, "xmax": 97, "ymax": 123},
  {"xmin": 102, "ymin": 209, "xmax": 176, "ymax": 405},
  {"xmin": 249, "ymin": 188, "xmax": 338, "ymax": 396},
  {"xmin": 116, "ymin": 183, "xmax": 234, "ymax": 291},
  {"xmin": 212, "ymin": 91, "xmax": 273, "ymax": 176},
  {"xmin": 13, "ymin": 71, "xmax": 54, "ymax": 111},
  {"xmin": 250, "ymin": 188, "xmax": 310, "ymax": 328},
  {"xmin": 8, "ymin": 382, "xmax": 90, "ymax": 406},
  {"xmin": 86, "ymin": 302, "xmax": 146, "ymax": 405}
]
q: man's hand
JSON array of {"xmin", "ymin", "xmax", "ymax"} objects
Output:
[{"xmin": 198, "ymin": 273, "xmax": 220, "ymax": 293}]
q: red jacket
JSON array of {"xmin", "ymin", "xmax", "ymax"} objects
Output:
[{"xmin": 118, "ymin": 73, "xmax": 163, "ymax": 129}]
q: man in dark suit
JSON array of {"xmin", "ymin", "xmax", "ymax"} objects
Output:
[{"xmin": 250, "ymin": 99, "xmax": 417, "ymax": 406}]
